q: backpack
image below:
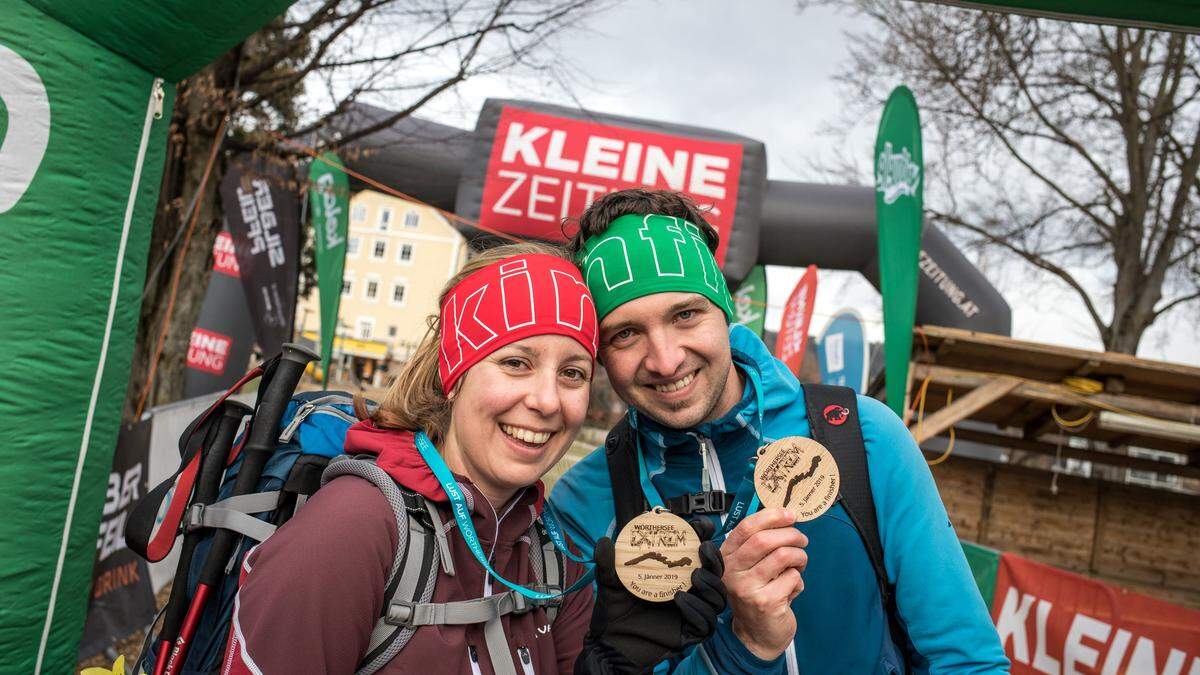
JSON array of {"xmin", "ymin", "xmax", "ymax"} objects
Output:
[
  {"xmin": 127, "ymin": 389, "xmax": 565, "ymax": 675},
  {"xmin": 602, "ymin": 383, "xmax": 912, "ymax": 670}
]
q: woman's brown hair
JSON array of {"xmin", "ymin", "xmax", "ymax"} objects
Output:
[{"xmin": 354, "ymin": 241, "xmax": 571, "ymax": 445}]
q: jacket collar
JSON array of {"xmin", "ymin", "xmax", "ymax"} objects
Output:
[{"xmin": 343, "ymin": 420, "xmax": 546, "ymax": 516}]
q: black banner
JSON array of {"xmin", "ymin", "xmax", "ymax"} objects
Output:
[
  {"xmin": 220, "ymin": 155, "xmax": 301, "ymax": 355},
  {"xmin": 184, "ymin": 228, "xmax": 258, "ymax": 397},
  {"xmin": 78, "ymin": 419, "xmax": 156, "ymax": 659}
]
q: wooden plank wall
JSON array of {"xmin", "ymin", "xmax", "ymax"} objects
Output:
[{"xmin": 930, "ymin": 456, "xmax": 1200, "ymax": 609}]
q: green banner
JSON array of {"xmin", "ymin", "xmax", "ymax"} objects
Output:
[
  {"xmin": 874, "ymin": 86, "xmax": 924, "ymax": 418},
  {"xmin": 961, "ymin": 540, "xmax": 1001, "ymax": 611},
  {"xmin": 308, "ymin": 152, "xmax": 350, "ymax": 383},
  {"xmin": 732, "ymin": 265, "xmax": 767, "ymax": 338},
  {"xmin": 0, "ymin": 2, "xmax": 290, "ymax": 672}
]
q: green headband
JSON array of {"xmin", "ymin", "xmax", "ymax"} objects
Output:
[{"xmin": 580, "ymin": 214, "xmax": 734, "ymax": 322}]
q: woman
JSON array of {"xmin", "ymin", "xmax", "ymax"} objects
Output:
[{"xmin": 223, "ymin": 243, "xmax": 725, "ymax": 674}]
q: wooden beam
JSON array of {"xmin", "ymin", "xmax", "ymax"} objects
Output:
[
  {"xmin": 911, "ymin": 363, "xmax": 1200, "ymax": 425},
  {"xmin": 911, "ymin": 377, "xmax": 1020, "ymax": 444},
  {"xmin": 940, "ymin": 427, "xmax": 1200, "ymax": 481}
]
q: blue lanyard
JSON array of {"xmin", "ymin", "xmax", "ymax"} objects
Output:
[
  {"xmin": 414, "ymin": 431, "xmax": 593, "ymax": 600},
  {"xmin": 633, "ymin": 367, "xmax": 767, "ymax": 539}
]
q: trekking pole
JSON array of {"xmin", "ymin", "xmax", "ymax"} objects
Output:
[
  {"xmin": 149, "ymin": 400, "xmax": 251, "ymax": 674},
  {"xmin": 161, "ymin": 344, "xmax": 318, "ymax": 675}
]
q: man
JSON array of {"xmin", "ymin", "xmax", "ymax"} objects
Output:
[{"xmin": 550, "ymin": 189, "xmax": 1008, "ymax": 673}]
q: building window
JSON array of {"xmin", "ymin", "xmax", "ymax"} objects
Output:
[
  {"xmin": 341, "ymin": 278, "xmax": 353, "ymax": 297},
  {"xmin": 357, "ymin": 317, "xmax": 375, "ymax": 340},
  {"xmin": 352, "ymin": 204, "xmax": 367, "ymax": 223},
  {"xmin": 404, "ymin": 211, "xmax": 419, "ymax": 228},
  {"xmin": 347, "ymin": 236, "xmax": 360, "ymax": 258},
  {"xmin": 387, "ymin": 325, "xmax": 398, "ymax": 338},
  {"xmin": 380, "ymin": 207, "xmax": 393, "ymax": 230},
  {"xmin": 372, "ymin": 240, "xmax": 386, "ymax": 259},
  {"xmin": 398, "ymin": 243, "xmax": 414, "ymax": 264},
  {"xmin": 366, "ymin": 279, "xmax": 379, "ymax": 300},
  {"xmin": 391, "ymin": 280, "xmax": 408, "ymax": 306}
]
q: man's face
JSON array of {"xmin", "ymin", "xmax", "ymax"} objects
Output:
[{"xmin": 599, "ymin": 292, "xmax": 741, "ymax": 430}]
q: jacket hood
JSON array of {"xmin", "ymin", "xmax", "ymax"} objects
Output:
[
  {"xmin": 343, "ymin": 420, "xmax": 545, "ymax": 512},
  {"xmin": 631, "ymin": 324, "xmax": 802, "ymax": 456}
]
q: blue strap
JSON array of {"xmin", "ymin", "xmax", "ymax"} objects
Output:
[
  {"xmin": 414, "ymin": 431, "xmax": 593, "ymax": 601},
  {"xmin": 539, "ymin": 501, "xmax": 592, "ymax": 565}
]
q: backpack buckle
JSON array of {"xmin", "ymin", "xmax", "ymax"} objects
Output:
[
  {"xmin": 385, "ymin": 600, "xmax": 420, "ymax": 627},
  {"xmin": 683, "ymin": 490, "xmax": 732, "ymax": 515}
]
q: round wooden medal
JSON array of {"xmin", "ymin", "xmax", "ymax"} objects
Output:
[
  {"xmin": 614, "ymin": 508, "xmax": 701, "ymax": 602},
  {"xmin": 753, "ymin": 436, "xmax": 840, "ymax": 522}
]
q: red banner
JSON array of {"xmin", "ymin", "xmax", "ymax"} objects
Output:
[
  {"xmin": 777, "ymin": 265, "xmax": 817, "ymax": 376},
  {"xmin": 187, "ymin": 327, "xmax": 233, "ymax": 376},
  {"xmin": 993, "ymin": 553, "xmax": 1200, "ymax": 674},
  {"xmin": 478, "ymin": 106, "xmax": 744, "ymax": 264},
  {"xmin": 213, "ymin": 230, "xmax": 240, "ymax": 278}
]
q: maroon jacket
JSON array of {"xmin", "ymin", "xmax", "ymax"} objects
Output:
[{"xmin": 222, "ymin": 421, "xmax": 593, "ymax": 674}]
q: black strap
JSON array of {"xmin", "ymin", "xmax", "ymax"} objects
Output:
[
  {"xmin": 801, "ymin": 383, "xmax": 911, "ymax": 667},
  {"xmin": 604, "ymin": 418, "xmax": 644, "ymax": 533},
  {"xmin": 663, "ymin": 490, "xmax": 735, "ymax": 516}
]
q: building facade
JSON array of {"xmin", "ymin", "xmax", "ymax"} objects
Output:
[{"xmin": 295, "ymin": 189, "xmax": 467, "ymax": 385}]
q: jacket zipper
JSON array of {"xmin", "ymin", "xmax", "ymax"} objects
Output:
[
  {"xmin": 482, "ymin": 486, "xmax": 526, "ymax": 595},
  {"xmin": 518, "ymin": 646, "xmax": 535, "ymax": 675},
  {"xmin": 468, "ymin": 645, "xmax": 483, "ymax": 675},
  {"xmin": 689, "ymin": 433, "xmax": 727, "ymax": 493}
]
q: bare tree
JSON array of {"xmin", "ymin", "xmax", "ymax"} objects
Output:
[
  {"xmin": 126, "ymin": 0, "xmax": 607, "ymax": 419},
  {"xmin": 805, "ymin": 1, "xmax": 1200, "ymax": 354}
]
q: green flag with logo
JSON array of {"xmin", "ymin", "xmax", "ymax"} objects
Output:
[
  {"xmin": 0, "ymin": 2, "xmax": 290, "ymax": 671},
  {"xmin": 308, "ymin": 152, "xmax": 350, "ymax": 384},
  {"xmin": 732, "ymin": 265, "xmax": 767, "ymax": 338},
  {"xmin": 874, "ymin": 86, "xmax": 924, "ymax": 418}
]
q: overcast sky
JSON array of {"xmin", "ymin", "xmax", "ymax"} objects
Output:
[{"xmin": 394, "ymin": 0, "xmax": 1199, "ymax": 366}]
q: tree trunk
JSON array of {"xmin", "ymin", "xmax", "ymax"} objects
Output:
[{"xmin": 123, "ymin": 54, "xmax": 239, "ymax": 421}]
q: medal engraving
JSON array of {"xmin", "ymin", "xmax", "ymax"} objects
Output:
[
  {"xmin": 614, "ymin": 508, "xmax": 701, "ymax": 602},
  {"xmin": 754, "ymin": 436, "xmax": 840, "ymax": 521}
]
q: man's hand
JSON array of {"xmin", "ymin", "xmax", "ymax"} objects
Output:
[{"xmin": 720, "ymin": 508, "xmax": 808, "ymax": 660}]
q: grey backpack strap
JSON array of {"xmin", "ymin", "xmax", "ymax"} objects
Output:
[
  {"xmin": 184, "ymin": 491, "xmax": 281, "ymax": 542},
  {"xmin": 320, "ymin": 456, "xmax": 440, "ymax": 675},
  {"xmin": 526, "ymin": 508, "xmax": 564, "ymax": 623}
]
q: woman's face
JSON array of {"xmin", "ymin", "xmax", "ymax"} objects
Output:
[{"xmin": 441, "ymin": 334, "xmax": 593, "ymax": 507}]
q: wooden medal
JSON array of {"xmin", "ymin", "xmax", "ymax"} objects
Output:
[
  {"xmin": 753, "ymin": 436, "xmax": 840, "ymax": 522},
  {"xmin": 614, "ymin": 507, "xmax": 701, "ymax": 602}
]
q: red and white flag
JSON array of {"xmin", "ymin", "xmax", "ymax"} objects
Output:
[{"xmin": 776, "ymin": 265, "xmax": 818, "ymax": 377}]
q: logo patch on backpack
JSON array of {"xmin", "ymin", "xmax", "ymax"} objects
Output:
[{"xmin": 823, "ymin": 404, "xmax": 850, "ymax": 426}]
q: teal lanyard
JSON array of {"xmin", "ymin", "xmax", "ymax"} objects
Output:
[
  {"xmin": 414, "ymin": 431, "xmax": 593, "ymax": 600},
  {"xmin": 634, "ymin": 368, "xmax": 767, "ymax": 539}
]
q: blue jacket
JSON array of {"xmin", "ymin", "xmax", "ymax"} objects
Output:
[{"xmin": 550, "ymin": 325, "xmax": 1008, "ymax": 674}]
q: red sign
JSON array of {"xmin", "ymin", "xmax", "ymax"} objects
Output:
[
  {"xmin": 187, "ymin": 328, "xmax": 232, "ymax": 375},
  {"xmin": 777, "ymin": 265, "xmax": 818, "ymax": 376},
  {"xmin": 994, "ymin": 553, "xmax": 1200, "ymax": 674},
  {"xmin": 213, "ymin": 231, "xmax": 240, "ymax": 278},
  {"xmin": 479, "ymin": 106, "xmax": 745, "ymax": 264}
]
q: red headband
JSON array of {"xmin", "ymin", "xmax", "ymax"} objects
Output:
[{"xmin": 438, "ymin": 254, "xmax": 598, "ymax": 393}]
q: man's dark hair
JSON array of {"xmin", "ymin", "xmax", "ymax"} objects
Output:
[{"xmin": 565, "ymin": 189, "xmax": 720, "ymax": 259}]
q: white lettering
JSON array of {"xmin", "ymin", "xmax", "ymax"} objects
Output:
[
  {"xmin": 582, "ymin": 136, "xmax": 622, "ymax": 179},
  {"xmin": 1064, "ymin": 613, "xmax": 1109, "ymax": 674},
  {"xmin": 622, "ymin": 142, "xmax": 643, "ymax": 182},
  {"xmin": 0, "ymin": 45, "xmax": 51, "ymax": 214},
  {"xmin": 493, "ymin": 170, "xmax": 526, "ymax": 217},
  {"xmin": 1101, "ymin": 628, "xmax": 1132, "ymax": 675},
  {"xmin": 544, "ymin": 130, "xmax": 579, "ymax": 172},
  {"xmin": 528, "ymin": 175, "xmax": 559, "ymax": 222},
  {"xmin": 642, "ymin": 146, "xmax": 687, "ymax": 190},
  {"xmin": 688, "ymin": 153, "xmax": 729, "ymax": 199},
  {"xmin": 501, "ymin": 122, "xmax": 547, "ymax": 166},
  {"xmin": 996, "ymin": 588, "xmax": 1035, "ymax": 664},
  {"xmin": 1033, "ymin": 599, "xmax": 1062, "ymax": 674}
]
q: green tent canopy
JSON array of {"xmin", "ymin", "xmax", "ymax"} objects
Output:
[{"xmin": 0, "ymin": 2, "xmax": 290, "ymax": 672}]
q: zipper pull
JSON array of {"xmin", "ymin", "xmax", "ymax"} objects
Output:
[
  {"xmin": 468, "ymin": 646, "xmax": 479, "ymax": 663},
  {"xmin": 278, "ymin": 401, "xmax": 316, "ymax": 442},
  {"xmin": 151, "ymin": 79, "xmax": 165, "ymax": 120},
  {"xmin": 519, "ymin": 647, "xmax": 532, "ymax": 664}
]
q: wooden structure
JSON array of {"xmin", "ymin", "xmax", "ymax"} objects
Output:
[{"xmin": 902, "ymin": 326, "xmax": 1200, "ymax": 483}]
